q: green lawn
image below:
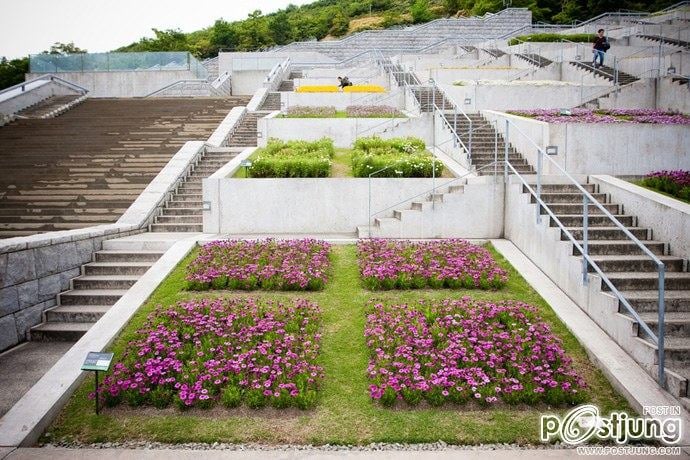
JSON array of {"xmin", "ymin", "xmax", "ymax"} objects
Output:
[{"xmin": 44, "ymin": 244, "xmax": 629, "ymax": 445}]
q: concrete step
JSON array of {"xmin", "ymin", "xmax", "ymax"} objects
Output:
[
  {"xmin": 565, "ymin": 227, "xmax": 649, "ymax": 240},
  {"xmin": 30, "ymin": 321, "xmax": 93, "ymax": 341},
  {"xmin": 536, "ymin": 192, "xmax": 608, "ymax": 204},
  {"xmin": 84, "ymin": 261, "xmax": 153, "ymax": 276},
  {"xmin": 94, "ymin": 250, "xmax": 163, "ymax": 262},
  {"xmin": 603, "ymin": 272, "xmax": 690, "ymax": 292},
  {"xmin": 634, "ymin": 312, "xmax": 690, "ymax": 339},
  {"xmin": 160, "ymin": 207, "xmax": 203, "ymax": 216},
  {"xmin": 171, "ymin": 193, "xmax": 202, "ymax": 202},
  {"xmin": 573, "ymin": 240, "xmax": 666, "ymax": 256},
  {"xmin": 72, "ymin": 275, "xmax": 139, "ymax": 290},
  {"xmin": 587, "ymin": 255, "xmax": 686, "ymax": 273},
  {"xmin": 639, "ymin": 337, "xmax": 690, "ymax": 365},
  {"xmin": 58, "ymin": 289, "xmax": 126, "ymax": 306},
  {"xmin": 150, "ymin": 223, "xmax": 203, "ymax": 232},
  {"xmin": 167, "ymin": 200, "xmax": 201, "ymax": 208},
  {"xmin": 553, "ymin": 214, "xmax": 635, "ymax": 227},
  {"xmin": 525, "ymin": 183, "xmax": 597, "ymax": 193},
  {"xmin": 549, "ymin": 203, "xmax": 621, "ymax": 215},
  {"xmin": 45, "ymin": 304, "xmax": 110, "ymax": 323},
  {"xmin": 617, "ymin": 290, "xmax": 690, "ymax": 313},
  {"xmin": 156, "ymin": 214, "xmax": 203, "ymax": 223}
]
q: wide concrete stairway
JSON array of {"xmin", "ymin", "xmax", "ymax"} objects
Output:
[
  {"xmin": 227, "ymin": 112, "xmax": 261, "ymax": 148},
  {"xmin": 15, "ymin": 95, "xmax": 87, "ymax": 119},
  {"xmin": 30, "ymin": 247, "xmax": 164, "ymax": 341},
  {"xmin": 0, "ymin": 97, "xmax": 250, "ymax": 239},
  {"xmin": 150, "ymin": 147, "xmax": 244, "ymax": 233},
  {"xmin": 456, "ymin": 113, "xmax": 534, "ymax": 175},
  {"xmin": 523, "ymin": 182, "xmax": 690, "ymax": 408}
]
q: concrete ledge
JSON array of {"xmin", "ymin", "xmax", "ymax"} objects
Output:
[
  {"xmin": 0, "ymin": 237, "xmax": 197, "ymax": 447},
  {"xmin": 206, "ymin": 107, "xmax": 247, "ymax": 147},
  {"xmin": 491, "ymin": 239, "xmax": 690, "ymax": 445},
  {"xmin": 591, "ymin": 175, "xmax": 690, "ymax": 260},
  {"xmin": 245, "ymin": 88, "xmax": 267, "ymax": 112}
]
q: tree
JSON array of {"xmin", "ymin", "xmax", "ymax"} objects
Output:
[
  {"xmin": 444, "ymin": 0, "xmax": 462, "ymax": 15},
  {"xmin": 0, "ymin": 56, "xmax": 29, "ymax": 90},
  {"xmin": 269, "ymin": 12, "xmax": 294, "ymax": 45},
  {"xmin": 47, "ymin": 42, "xmax": 87, "ymax": 55},
  {"xmin": 210, "ymin": 19, "xmax": 238, "ymax": 52},
  {"xmin": 329, "ymin": 11, "xmax": 350, "ymax": 37},
  {"xmin": 411, "ymin": 0, "xmax": 435, "ymax": 23}
]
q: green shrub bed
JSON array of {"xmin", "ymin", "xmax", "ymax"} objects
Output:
[
  {"xmin": 508, "ymin": 33, "xmax": 595, "ymax": 46},
  {"xmin": 351, "ymin": 136, "xmax": 443, "ymax": 178},
  {"xmin": 248, "ymin": 138, "xmax": 334, "ymax": 178}
]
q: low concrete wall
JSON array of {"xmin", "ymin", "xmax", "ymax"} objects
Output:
[
  {"xmin": 258, "ymin": 113, "xmax": 433, "ymax": 148},
  {"xmin": 0, "ymin": 81, "xmax": 80, "ymax": 116},
  {"xmin": 483, "ymin": 110, "xmax": 690, "ymax": 176},
  {"xmin": 204, "ymin": 178, "xmax": 442, "ymax": 235},
  {"xmin": 27, "ymin": 70, "xmax": 195, "ymax": 98},
  {"xmin": 591, "ymin": 175, "xmax": 690, "ymax": 260},
  {"xmin": 281, "ymin": 91, "xmax": 405, "ymax": 111},
  {"xmin": 207, "ymin": 107, "xmax": 247, "ymax": 147},
  {"xmin": 441, "ymin": 82, "xmax": 610, "ymax": 111},
  {"xmin": 0, "ymin": 142, "xmax": 207, "ymax": 352},
  {"xmin": 658, "ymin": 77, "xmax": 690, "ymax": 113},
  {"xmin": 231, "ymin": 69, "xmax": 271, "ymax": 96}
]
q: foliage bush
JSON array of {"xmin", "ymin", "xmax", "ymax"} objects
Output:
[
  {"xmin": 640, "ymin": 170, "xmax": 690, "ymax": 202},
  {"xmin": 508, "ymin": 33, "xmax": 595, "ymax": 46},
  {"xmin": 351, "ymin": 136, "xmax": 443, "ymax": 178},
  {"xmin": 249, "ymin": 138, "xmax": 335, "ymax": 178}
]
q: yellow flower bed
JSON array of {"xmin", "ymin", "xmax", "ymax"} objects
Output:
[
  {"xmin": 344, "ymin": 85, "xmax": 385, "ymax": 93},
  {"xmin": 295, "ymin": 85, "xmax": 339, "ymax": 93}
]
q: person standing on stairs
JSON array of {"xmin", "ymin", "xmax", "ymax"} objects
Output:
[{"xmin": 592, "ymin": 29, "xmax": 609, "ymax": 69}]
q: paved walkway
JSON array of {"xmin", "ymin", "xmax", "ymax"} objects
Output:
[
  {"xmin": 3, "ymin": 447, "xmax": 684, "ymax": 460},
  {"xmin": 0, "ymin": 342, "xmax": 74, "ymax": 417}
]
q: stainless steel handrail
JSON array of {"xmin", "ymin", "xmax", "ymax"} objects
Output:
[
  {"xmin": 0, "ymin": 74, "xmax": 88, "ymax": 98},
  {"xmin": 498, "ymin": 118, "xmax": 666, "ymax": 386}
]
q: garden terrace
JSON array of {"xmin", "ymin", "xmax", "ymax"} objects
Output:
[
  {"xmin": 282, "ymin": 105, "xmax": 405, "ymax": 118},
  {"xmin": 0, "ymin": 97, "xmax": 250, "ymax": 238},
  {"xmin": 45, "ymin": 244, "xmax": 628, "ymax": 445},
  {"xmin": 637, "ymin": 170, "xmax": 690, "ymax": 203},
  {"xmin": 507, "ymin": 109, "xmax": 690, "ymax": 124}
]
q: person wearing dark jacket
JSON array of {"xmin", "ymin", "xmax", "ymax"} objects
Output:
[{"xmin": 592, "ymin": 29, "xmax": 609, "ymax": 69}]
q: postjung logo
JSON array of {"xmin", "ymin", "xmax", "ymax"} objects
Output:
[{"xmin": 540, "ymin": 404, "xmax": 682, "ymax": 445}]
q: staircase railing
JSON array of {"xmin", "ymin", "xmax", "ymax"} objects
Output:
[
  {"xmin": 496, "ymin": 116, "xmax": 667, "ymax": 387},
  {"xmin": 0, "ymin": 74, "xmax": 88, "ymax": 102},
  {"xmin": 430, "ymin": 81, "xmax": 472, "ymax": 156},
  {"xmin": 263, "ymin": 57, "xmax": 291, "ymax": 92}
]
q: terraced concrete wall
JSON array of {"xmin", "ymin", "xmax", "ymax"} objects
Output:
[{"xmin": 0, "ymin": 226, "xmax": 143, "ymax": 351}]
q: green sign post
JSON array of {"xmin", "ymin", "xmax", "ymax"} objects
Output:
[{"xmin": 81, "ymin": 352, "xmax": 114, "ymax": 415}]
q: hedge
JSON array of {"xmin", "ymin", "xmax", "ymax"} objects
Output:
[
  {"xmin": 248, "ymin": 138, "xmax": 335, "ymax": 178},
  {"xmin": 508, "ymin": 33, "xmax": 595, "ymax": 46},
  {"xmin": 351, "ymin": 136, "xmax": 443, "ymax": 178}
]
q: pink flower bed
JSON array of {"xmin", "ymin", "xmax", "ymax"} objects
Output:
[
  {"xmin": 99, "ymin": 298, "xmax": 323, "ymax": 409},
  {"xmin": 186, "ymin": 239, "xmax": 331, "ymax": 291},
  {"xmin": 357, "ymin": 239, "xmax": 508, "ymax": 290},
  {"xmin": 508, "ymin": 108, "xmax": 690, "ymax": 124},
  {"xmin": 365, "ymin": 299, "xmax": 587, "ymax": 407}
]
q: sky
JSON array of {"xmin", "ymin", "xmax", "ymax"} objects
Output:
[{"xmin": 0, "ymin": 0, "xmax": 315, "ymax": 59}]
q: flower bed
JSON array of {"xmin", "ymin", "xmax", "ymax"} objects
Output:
[
  {"xmin": 640, "ymin": 170, "xmax": 690, "ymax": 202},
  {"xmin": 100, "ymin": 297, "xmax": 323, "ymax": 409},
  {"xmin": 351, "ymin": 136, "xmax": 443, "ymax": 178},
  {"xmin": 508, "ymin": 108, "xmax": 690, "ymax": 125},
  {"xmin": 365, "ymin": 299, "xmax": 587, "ymax": 407},
  {"xmin": 282, "ymin": 105, "xmax": 404, "ymax": 118},
  {"xmin": 186, "ymin": 239, "xmax": 331, "ymax": 291},
  {"xmin": 248, "ymin": 138, "xmax": 335, "ymax": 178},
  {"xmin": 357, "ymin": 239, "xmax": 507, "ymax": 290}
]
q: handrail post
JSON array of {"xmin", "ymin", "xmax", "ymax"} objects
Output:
[
  {"xmin": 536, "ymin": 149, "xmax": 542, "ymax": 225},
  {"xmin": 368, "ymin": 174, "xmax": 372, "ymax": 238},
  {"xmin": 504, "ymin": 119, "xmax": 509, "ymax": 181},
  {"xmin": 658, "ymin": 263, "xmax": 666, "ymax": 387},
  {"xmin": 582, "ymin": 195, "xmax": 589, "ymax": 285}
]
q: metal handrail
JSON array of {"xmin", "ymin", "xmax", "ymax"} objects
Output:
[
  {"xmin": 144, "ymin": 79, "xmax": 212, "ymax": 98},
  {"xmin": 0, "ymin": 74, "xmax": 88, "ymax": 99},
  {"xmin": 497, "ymin": 118, "xmax": 666, "ymax": 386},
  {"xmin": 431, "ymin": 82, "xmax": 472, "ymax": 155}
]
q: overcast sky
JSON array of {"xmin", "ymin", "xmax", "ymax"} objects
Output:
[{"xmin": 0, "ymin": 0, "xmax": 315, "ymax": 59}]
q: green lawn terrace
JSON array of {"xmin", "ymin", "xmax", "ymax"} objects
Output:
[{"xmin": 44, "ymin": 240, "xmax": 629, "ymax": 445}]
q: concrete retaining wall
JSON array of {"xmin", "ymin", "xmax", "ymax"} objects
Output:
[
  {"xmin": 27, "ymin": 70, "xmax": 196, "ymax": 98},
  {"xmin": 231, "ymin": 69, "xmax": 271, "ymax": 96},
  {"xmin": 0, "ymin": 81, "xmax": 80, "ymax": 116},
  {"xmin": 483, "ymin": 110, "xmax": 690, "ymax": 176},
  {"xmin": 591, "ymin": 175, "xmax": 690, "ymax": 261},
  {"xmin": 281, "ymin": 90, "xmax": 405, "ymax": 111},
  {"xmin": 258, "ymin": 113, "xmax": 432, "ymax": 148}
]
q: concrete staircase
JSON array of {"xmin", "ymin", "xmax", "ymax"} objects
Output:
[
  {"xmin": 515, "ymin": 53, "xmax": 553, "ymax": 67},
  {"xmin": 150, "ymin": 147, "xmax": 243, "ymax": 233},
  {"xmin": 15, "ymin": 95, "xmax": 87, "ymax": 119},
  {"xmin": 30, "ymin": 248, "xmax": 164, "ymax": 341},
  {"xmin": 637, "ymin": 34, "xmax": 690, "ymax": 49},
  {"xmin": 0, "ymin": 97, "xmax": 250, "ymax": 239},
  {"xmin": 456, "ymin": 113, "xmax": 534, "ymax": 175},
  {"xmin": 259, "ymin": 92, "xmax": 282, "ymax": 111},
  {"xmin": 411, "ymin": 88, "xmax": 454, "ymax": 112},
  {"xmin": 482, "ymin": 48, "xmax": 506, "ymax": 58},
  {"xmin": 227, "ymin": 112, "xmax": 261, "ymax": 148},
  {"xmin": 521, "ymin": 181, "xmax": 690, "ymax": 408},
  {"xmin": 569, "ymin": 61, "xmax": 639, "ymax": 86},
  {"xmin": 278, "ymin": 71, "xmax": 301, "ymax": 92}
]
